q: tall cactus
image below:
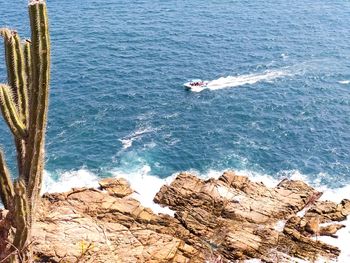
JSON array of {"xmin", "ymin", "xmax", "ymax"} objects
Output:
[{"xmin": 0, "ymin": 0, "xmax": 50, "ymax": 261}]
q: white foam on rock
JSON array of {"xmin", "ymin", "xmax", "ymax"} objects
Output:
[
  {"xmin": 110, "ymin": 165, "xmax": 176, "ymax": 216},
  {"xmin": 42, "ymin": 169, "xmax": 99, "ymax": 194},
  {"xmin": 315, "ymin": 184, "xmax": 350, "ymax": 263},
  {"xmin": 274, "ymin": 220, "xmax": 286, "ymax": 232},
  {"xmin": 42, "ymin": 166, "xmax": 175, "ymax": 215}
]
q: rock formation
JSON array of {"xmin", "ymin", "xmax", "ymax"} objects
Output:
[
  {"xmin": 1, "ymin": 171, "xmax": 348, "ymax": 262},
  {"xmin": 154, "ymin": 172, "xmax": 349, "ymax": 262}
]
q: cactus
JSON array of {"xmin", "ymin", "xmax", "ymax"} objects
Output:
[
  {"xmin": 0, "ymin": 0, "xmax": 50, "ymax": 261},
  {"xmin": 12, "ymin": 180, "xmax": 30, "ymax": 262}
]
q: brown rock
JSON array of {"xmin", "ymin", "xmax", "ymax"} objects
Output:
[
  {"xmin": 305, "ymin": 216, "xmax": 320, "ymax": 235},
  {"xmin": 305, "ymin": 199, "xmax": 350, "ymax": 223},
  {"xmin": 33, "ymin": 184, "xmax": 203, "ymax": 262},
  {"xmin": 154, "ymin": 171, "xmax": 346, "ymax": 262},
  {"xmin": 5, "ymin": 171, "xmax": 344, "ymax": 263},
  {"xmin": 319, "ymin": 224, "xmax": 345, "ymax": 238},
  {"xmin": 99, "ymin": 178, "xmax": 133, "ymax": 198}
]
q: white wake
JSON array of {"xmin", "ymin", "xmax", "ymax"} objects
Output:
[
  {"xmin": 338, "ymin": 80, "xmax": 350, "ymax": 85},
  {"xmin": 190, "ymin": 69, "xmax": 291, "ymax": 92},
  {"xmin": 119, "ymin": 126, "xmax": 158, "ymax": 150}
]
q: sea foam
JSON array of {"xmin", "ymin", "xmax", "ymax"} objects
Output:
[
  {"xmin": 119, "ymin": 126, "xmax": 159, "ymax": 150},
  {"xmin": 42, "ymin": 169, "xmax": 100, "ymax": 194}
]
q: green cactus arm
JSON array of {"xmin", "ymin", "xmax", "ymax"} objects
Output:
[
  {"xmin": 1, "ymin": 29, "xmax": 28, "ymax": 124},
  {"xmin": 0, "ymin": 84, "xmax": 27, "ymax": 139},
  {"xmin": 12, "ymin": 35, "xmax": 29, "ymax": 180},
  {"xmin": 15, "ymin": 40, "xmax": 32, "ymax": 180},
  {"xmin": 0, "ymin": 29, "xmax": 22, "ymax": 108},
  {"xmin": 0, "ymin": 149, "xmax": 14, "ymax": 210},
  {"xmin": 25, "ymin": 1, "xmax": 50, "ymax": 200},
  {"xmin": 13, "ymin": 33, "xmax": 28, "ymax": 124},
  {"xmin": 1, "ymin": 30, "xmax": 28, "ymax": 179},
  {"xmin": 0, "ymin": 28, "xmax": 16, "ymax": 95},
  {"xmin": 12, "ymin": 180, "xmax": 29, "ymax": 259}
]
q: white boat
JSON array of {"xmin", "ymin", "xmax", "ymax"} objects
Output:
[{"xmin": 184, "ymin": 79, "xmax": 209, "ymax": 89}]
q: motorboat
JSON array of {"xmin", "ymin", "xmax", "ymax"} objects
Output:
[{"xmin": 184, "ymin": 79, "xmax": 209, "ymax": 89}]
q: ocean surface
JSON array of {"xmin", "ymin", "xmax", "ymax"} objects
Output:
[{"xmin": 1, "ymin": 0, "xmax": 350, "ymax": 260}]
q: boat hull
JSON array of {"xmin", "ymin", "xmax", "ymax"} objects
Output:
[{"xmin": 183, "ymin": 80, "xmax": 209, "ymax": 89}]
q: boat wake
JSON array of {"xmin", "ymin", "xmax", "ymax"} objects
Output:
[
  {"xmin": 119, "ymin": 126, "xmax": 158, "ymax": 150},
  {"xmin": 189, "ymin": 69, "xmax": 291, "ymax": 92},
  {"xmin": 338, "ymin": 80, "xmax": 350, "ymax": 85}
]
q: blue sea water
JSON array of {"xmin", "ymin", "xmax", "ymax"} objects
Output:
[{"xmin": 1, "ymin": 0, "xmax": 350, "ymax": 189}]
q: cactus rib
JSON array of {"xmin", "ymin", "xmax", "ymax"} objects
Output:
[{"xmin": 23, "ymin": 40, "xmax": 32, "ymax": 113}]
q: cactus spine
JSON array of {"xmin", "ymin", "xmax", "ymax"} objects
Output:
[{"xmin": 0, "ymin": 0, "xmax": 50, "ymax": 261}]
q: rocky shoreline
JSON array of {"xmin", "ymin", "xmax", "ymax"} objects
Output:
[{"xmin": 2, "ymin": 171, "xmax": 349, "ymax": 262}]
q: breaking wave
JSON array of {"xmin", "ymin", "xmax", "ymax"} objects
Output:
[{"xmin": 42, "ymin": 169, "xmax": 100, "ymax": 194}]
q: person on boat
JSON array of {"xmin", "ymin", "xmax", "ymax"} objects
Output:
[{"xmin": 192, "ymin": 81, "xmax": 202, "ymax": 86}]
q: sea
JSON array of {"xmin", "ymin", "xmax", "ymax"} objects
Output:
[{"xmin": 1, "ymin": 0, "xmax": 350, "ymax": 261}]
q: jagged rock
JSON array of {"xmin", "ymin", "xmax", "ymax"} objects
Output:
[
  {"xmin": 99, "ymin": 178, "xmax": 133, "ymax": 198},
  {"xmin": 305, "ymin": 216, "xmax": 320, "ymax": 235},
  {"xmin": 34, "ymin": 187, "xmax": 206, "ymax": 262},
  {"xmin": 319, "ymin": 224, "xmax": 345, "ymax": 238},
  {"xmin": 1, "ymin": 171, "xmax": 347, "ymax": 262},
  {"xmin": 154, "ymin": 171, "xmax": 349, "ymax": 262},
  {"xmin": 304, "ymin": 199, "xmax": 350, "ymax": 223}
]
